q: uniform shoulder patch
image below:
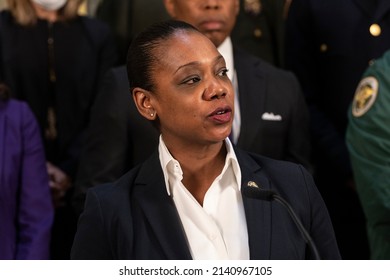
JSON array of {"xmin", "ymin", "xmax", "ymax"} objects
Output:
[{"xmin": 352, "ymin": 76, "xmax": 379, "ymax": 117}]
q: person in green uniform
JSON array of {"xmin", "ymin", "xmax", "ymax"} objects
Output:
[{"xmin": 346, "ymin": 50, "xmax": 390, "ymax": 259}]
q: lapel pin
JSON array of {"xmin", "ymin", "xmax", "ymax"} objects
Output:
[{"xmin": 247, "ymin": 181, "xmax": 259, "ymax": 188}]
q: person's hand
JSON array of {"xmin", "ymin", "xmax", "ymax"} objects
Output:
[{"xmin": 46, "ymin": 161, "xmax": 72, "ymax": 208}]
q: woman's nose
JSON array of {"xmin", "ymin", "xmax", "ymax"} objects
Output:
[{"xmin": 203, "ymin": 79, "xmax": 230, "ymax": 100}]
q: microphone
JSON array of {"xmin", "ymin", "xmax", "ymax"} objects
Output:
[{"xmin": 243, "ymin": 181, "xmax": 321, "ymax": 260}]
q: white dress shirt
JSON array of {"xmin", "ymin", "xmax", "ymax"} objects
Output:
[{"xmin": 158, "ymin": 136, "xmax": 249, "ymax": 260}]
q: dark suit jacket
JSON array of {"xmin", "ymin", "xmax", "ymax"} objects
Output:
[
  {"xmin": 71, "ymin": 148, "xmax": 340, "ymax": 260},
  {"xmin": 73, "ymin": 46, "xmax": 310, "ymax": 215},
  {"xmin": 234, "ymin": 48, "xmax": 310, "ymax": 168},
  {"xmin": 0, "ymin": 99, "xmax": 53, "ymax": 259}
]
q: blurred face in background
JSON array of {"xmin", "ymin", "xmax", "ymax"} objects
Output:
[
  {"xmin": 31, "ymin": 0, "xmax": 67, "ymax": 11},
  {"xmin": 164, "ymin": 0, "xmax": 240, "ymax": 47}
]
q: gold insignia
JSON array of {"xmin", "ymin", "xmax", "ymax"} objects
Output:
[
  {"xmin": 247, "ymin": 181, "xmax": 259, "ymax": 188},
  {"xmin": 369, "ymin": 23, "xmax": 381, "ymax": 37},
  {"xmin": 352, "ymin": 76, "xmax": 378, "ymax": 117},
  {"xmin": 244, "ymin": 0, "xmax": 262, "ymax": 16}
]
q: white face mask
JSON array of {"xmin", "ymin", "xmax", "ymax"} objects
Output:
[{"xmin": 32, "ymin": 0, "xmax": 67, "ymax": 11}]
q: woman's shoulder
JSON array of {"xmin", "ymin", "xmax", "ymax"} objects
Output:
[
  {"xmin": 89, "ymin": 152, "xmax": 161, "ymax": 203},
  {"xmin": 238, "ymin": 148, "xmax": 303, "ymax": 171},
  {"xmin": 236, "ymin": 148, "xmax": 313, "ymax": 191},
  {"xmin": 89, "ymin": 164, "xmax": 144, "ymax": 198}
]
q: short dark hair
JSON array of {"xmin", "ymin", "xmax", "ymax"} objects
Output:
[{"xmin": 126, "ymin": 20, "xmax": 199, "ymax": 92}]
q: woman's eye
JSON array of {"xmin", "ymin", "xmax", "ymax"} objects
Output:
[
  {"xmin": 182, "ymin": 76, "xmax": 201, "ymax": 85},
  {"xmin": 218, "ymin": 68, "xmax": 229, "ymax": 77}
]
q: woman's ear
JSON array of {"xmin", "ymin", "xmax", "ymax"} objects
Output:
[{"xmin": 132, "ymin": 87, "xmax": 157, "ymax": 120}]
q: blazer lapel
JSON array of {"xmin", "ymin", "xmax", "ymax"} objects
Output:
[
  {"xmin": 132, "ymin": 151, "xmax": 192, "ymax": 260},
  {"xmin": 234, "ymin": 48, "xmax": 267, "ymax": 149},
  {"xmin": 236, "ymin": 149, "xmax": 272, "ymax": 259}
]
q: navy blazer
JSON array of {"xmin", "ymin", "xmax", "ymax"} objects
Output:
[
  {"xmin": 73, "ymin": 47, "xmax": 311, "ymax": 215},
  {"xmin": 71, "ymin": 148, "xmax": 340, "ymax": 260}
]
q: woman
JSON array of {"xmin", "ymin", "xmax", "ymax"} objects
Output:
[
  {"xmin": 0, "ymin": 83, "xmax": 53, "ymax": 259},
  {"xmin": 0, "ymin": 0, "xmax": 117, "ymax": 259},
  {"xmin": 71, "ymin": 20, "xmax": 340, "ymax": 260}
]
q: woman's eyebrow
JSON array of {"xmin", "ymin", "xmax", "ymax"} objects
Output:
[{"xmin": 174, "ymin": 55, "xmax": 225, "ymax": 74}]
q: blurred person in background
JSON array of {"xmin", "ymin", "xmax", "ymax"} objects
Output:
[
  {"xmin": 0, "ymin": 83, "xmax": 53, "ymax": 260},
  {"xmin": 0, "ymin": 0, "xmax": 6, "ymax": 10},
  {"xmin": 347, "ymin": 50, "xmax": 390, "ymax": 259},
  {"xmin": 285, "ymin": 0, "xmax": 390, "ymax": 259},
  {"xmin": 231, "ymin": 0, "xmax": 290, "ymax": 67},
  {"xmin": 0, "ymin": 0, "xmax": 117, "ymax": 258}
]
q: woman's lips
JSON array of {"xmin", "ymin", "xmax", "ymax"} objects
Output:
[{"xmin": 208, "ymin": 107, "xmax": 233, "ymax": 124}]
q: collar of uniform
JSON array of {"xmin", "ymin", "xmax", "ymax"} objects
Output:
[
  {"xmin": 158, "ymin": 135, "xmax": 242, "ymax": 196},
  {"xmin": 217, "ymin": 37, "xmax": 234, "ymax": 81}
]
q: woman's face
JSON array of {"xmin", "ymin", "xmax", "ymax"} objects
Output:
[{"xmin": 150, "ymin": 30, "xmax": 234, "ymax": 147}]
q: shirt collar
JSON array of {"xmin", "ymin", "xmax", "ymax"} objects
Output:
[
  {"xmin": 217, "ymin": 37, "xmax": 234, "ymax": 81},
  {"xmin": 158, "ymin": 135, "xmax": 242, "ymax": 196}
]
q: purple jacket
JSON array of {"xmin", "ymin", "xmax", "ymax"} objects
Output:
[{"xmin": 0, "ymin": 99, "xmax": 53, "ymax": 259}]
